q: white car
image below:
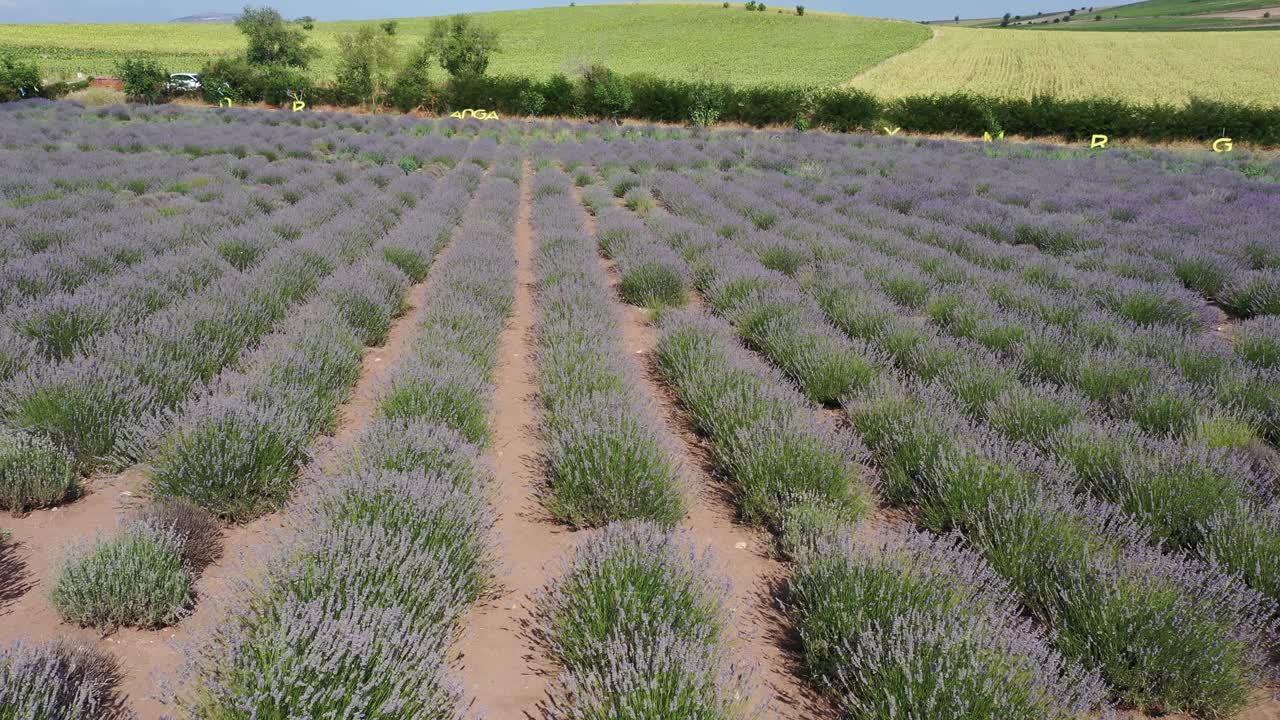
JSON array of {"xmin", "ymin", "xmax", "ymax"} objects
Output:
[{"xmin": 168, "ymin": 73, "xmax": 202, "ymax": 92}]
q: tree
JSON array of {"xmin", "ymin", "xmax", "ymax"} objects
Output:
[
  {"xmin": 389, "ymin": 37, "xmax": 434, "ymax": 112},
  {"xmin": 296, "ymin": 15, "xmax": 315, "ymax": 30},
  {"xmin": 580, "ymin": 64, "xmax": 632, "ymax": 122},
  {"xmin": 235, "ymin": 6, "xmax": 317, "ymax": 67},
  {"xmin": 1000, "ymin": 12, "xmax": 1011, "ymax": 25},
  {"xmin": 0, "ymin": 52, "xmax": 41, "ymax": 102},
  {"xmin": 117, "ymin": 58, "xmax": 169, "ymax": 103},
  {"xmin": 796, "ymin": 5, "xmax": 805, "ymax": 15},
  {"xmin": 1068, "ymin": 8, "xmax": 1077, "ymax": 15},
  {"xmin": 381, "ymin": 20, "xmax": 398, "ymax": 35},
  {"xmin": 954, "ymin": 14, "xmax": 960, "ymax": 22},
  {"xmin": 429, "ymin": 15, "xmax": 499, "ymax": 78},
  {"xmin": 335, "ymin": 25, "xmax": 398, "ymax": 107}
]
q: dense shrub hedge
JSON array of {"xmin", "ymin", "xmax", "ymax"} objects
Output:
[{"xmin": 195, "ymin": 63, "xmax": 1280, "ymax": 144}]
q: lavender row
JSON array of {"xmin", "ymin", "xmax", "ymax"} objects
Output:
[
  {"xmin": 536, "ymin": 522, "xmax": 756, "ymax": 719},
  {"xmin": 776, "ymin": 166, "xmax": 1280, "ymax": 453},
  {"xmin": 186, "ymin": 449, "xmax": 490, "ymax": 717},
  {"xmin": 653, "ymin": 170, "xmax": 1275, "ymax": 537},
  {"xmin": 740, "ymin": 162, "xmax": 1280, "ymax": 440},
  {"xmin": 41, "ymin": 218, "xmax": 441, "ymax": 628},
  {"xmin": 654, "ymin": 307, "xmax": 869, "ymax": 534},
  {"xmin": 379, "ymin": 167, "xmax": 520, "ymax": 445},
  {"xmin": 628, "ymin": 173, "xmax": 1279, "ymax": 713},
  {"xmin": 132, "ymin": 163, "xmax": 483, "ymax": 522},
  {"xmin": 648, "ymin": 309, "xmax": 1098, "ymax": 717},
  {"xmin": 184, "ymin": 172, "xmax": 521, "ymax": 719},
  {"xmin": 667, "ymin": 167, "xmax": 1280, "ymax": 460},
  {"xmin": 0, "ymin": 101, "xmax": 501, "ymax": 175},
  {"xmin": 3, "ymin": 167, "xmax": 372, "ymax": 363},
  {"xmin": 742, "ymin": 131, "xmax": 1279, "ymax": 319},
  {"xmin": 639, "ymin": 195, "xmax": 883, "ymax": 409},
  {"xmin": 0, "ymin": 168, "xmax": 437, "ymax": 481},
  {"xmin": 577, "ymin": 173, "xmax": 690, "ymax": 309},
  {"xmin": 529, "ymin": 168, "xmax": 684, "ymax": 527},
  {"xmin": 852, "ymin": 372, "xmax": 1276, "ymax": 715},
  {"xmin": 789, "ymin": 526, "xmax": 1109, "ymax": 719},
  {"xmin": 805, "ymin": 263, "xmax": 1280, "ymax": 604}
]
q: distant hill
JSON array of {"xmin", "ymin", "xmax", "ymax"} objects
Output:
[
  {"xmin": 951, "ymin": 0, "xmax": 1279, "ymax": 30},
  {"xmin": 172, "ymin": 12, "xmax": 239, "ymax": 23}
]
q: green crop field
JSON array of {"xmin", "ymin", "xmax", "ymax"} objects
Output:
[
  {"xmin": 0, "ymin": 3, "xmax": 931, "ymax": 86},
  {"xmin": 1105, "ymin": 0, "xmax": 1279, "ymax": 18},
  {"xmin": 847, "ymin": 26, "xmax": 1280, "ymax": 104},
  {"xmin": 1018, "ymin": 16, "xmax": 1279, "ymax": 30}
]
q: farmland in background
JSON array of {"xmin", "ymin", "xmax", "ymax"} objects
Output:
[
  {"xmin": 3, "ymin": 2, "xmax": 1280, "ymax": 105},
  {"xmin": 1104, "ymin": 0, "xmax": 1279, "ymax": 18},
  {"xmin": 0, "ymin": 4, "xmax": 931, "ymax": 86},
  {"xmin": 2, "ymin": 100, "xmax": 1279, "ymax": 720},
  {"xmin": 847, "ymin": 25, "xmax": 1280, "ymax": 103},
  {"xmin": 959, "ymin": 0, "xmax": 1280, "ymax": 31}
]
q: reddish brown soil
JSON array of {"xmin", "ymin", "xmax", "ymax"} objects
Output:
[
  {"xmin": 0, "ymin": 269, "xmax": 442, "ymax": 719},
  {"xmin": 453, "ymin": 163, "xmax": 576, "ymax": 720}
]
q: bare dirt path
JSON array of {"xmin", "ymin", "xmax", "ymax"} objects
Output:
[
  {"xmin": 454, "ymin": 162, "xmax": 574, "ymax": 720},
  {"xmin": 573, "ymin": 190, "xmax": 833, "ymax": 719},
  {"xmin": 0, "ymin": 249, "xmax": 447, "ymax": 719}
]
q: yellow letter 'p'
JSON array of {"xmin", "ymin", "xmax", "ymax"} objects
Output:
[{"xmin": 1090, "ymin": 134, "xmax": 1108, "ymax": 149}]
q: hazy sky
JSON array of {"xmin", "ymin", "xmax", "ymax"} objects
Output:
[{"xmin": 0, "ymin": 0, "xmax": 1055, "ymax": 24}]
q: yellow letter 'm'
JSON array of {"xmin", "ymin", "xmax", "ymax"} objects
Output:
[
  {"xmin": 1089, "ymin": 134, "xmax": 1108, "ymax": 149},
  {"xmin": 1212, "ymin": 138, "xmax": 1234, "ymax": 153}
]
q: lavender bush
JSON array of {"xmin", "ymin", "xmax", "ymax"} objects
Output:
[
  {"xmin": 0, "ymin": 427, "xmax": 76, "ymax": 512},
  {"xmin": 790, "ymin": 529, "xmax": 1108, "ymax": 720},
  {"xmin": 0, "ymin": 639, "xmax": 130, "ymax": 720},
  {"xmin": 51, "ymin": 519, "xmax": 194, "ymax": 629},
  {"xmin": 537, "ymin": 522, "xmax": 755, "ymax": 720}
]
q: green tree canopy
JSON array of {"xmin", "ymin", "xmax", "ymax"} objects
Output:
[
  {"xmin": 428, "ymin": 15, "xmax": 499, "ymax": 78},
  {"xmin": 236, "ymin": 6, "xmax": 318, "ymax": 68},
  {"xmin": 336, "ymin": 25, "xmax": 398, "ymax": 107}
]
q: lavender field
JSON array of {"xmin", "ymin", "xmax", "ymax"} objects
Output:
[{"xmin": 2, "ymin": 100, "xmax": 1279, "ymax": 720}]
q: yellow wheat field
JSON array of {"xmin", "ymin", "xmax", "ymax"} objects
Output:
[{"xmin": 847, "ymin": 27, "xmax": 1280, "ymax": 105}]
